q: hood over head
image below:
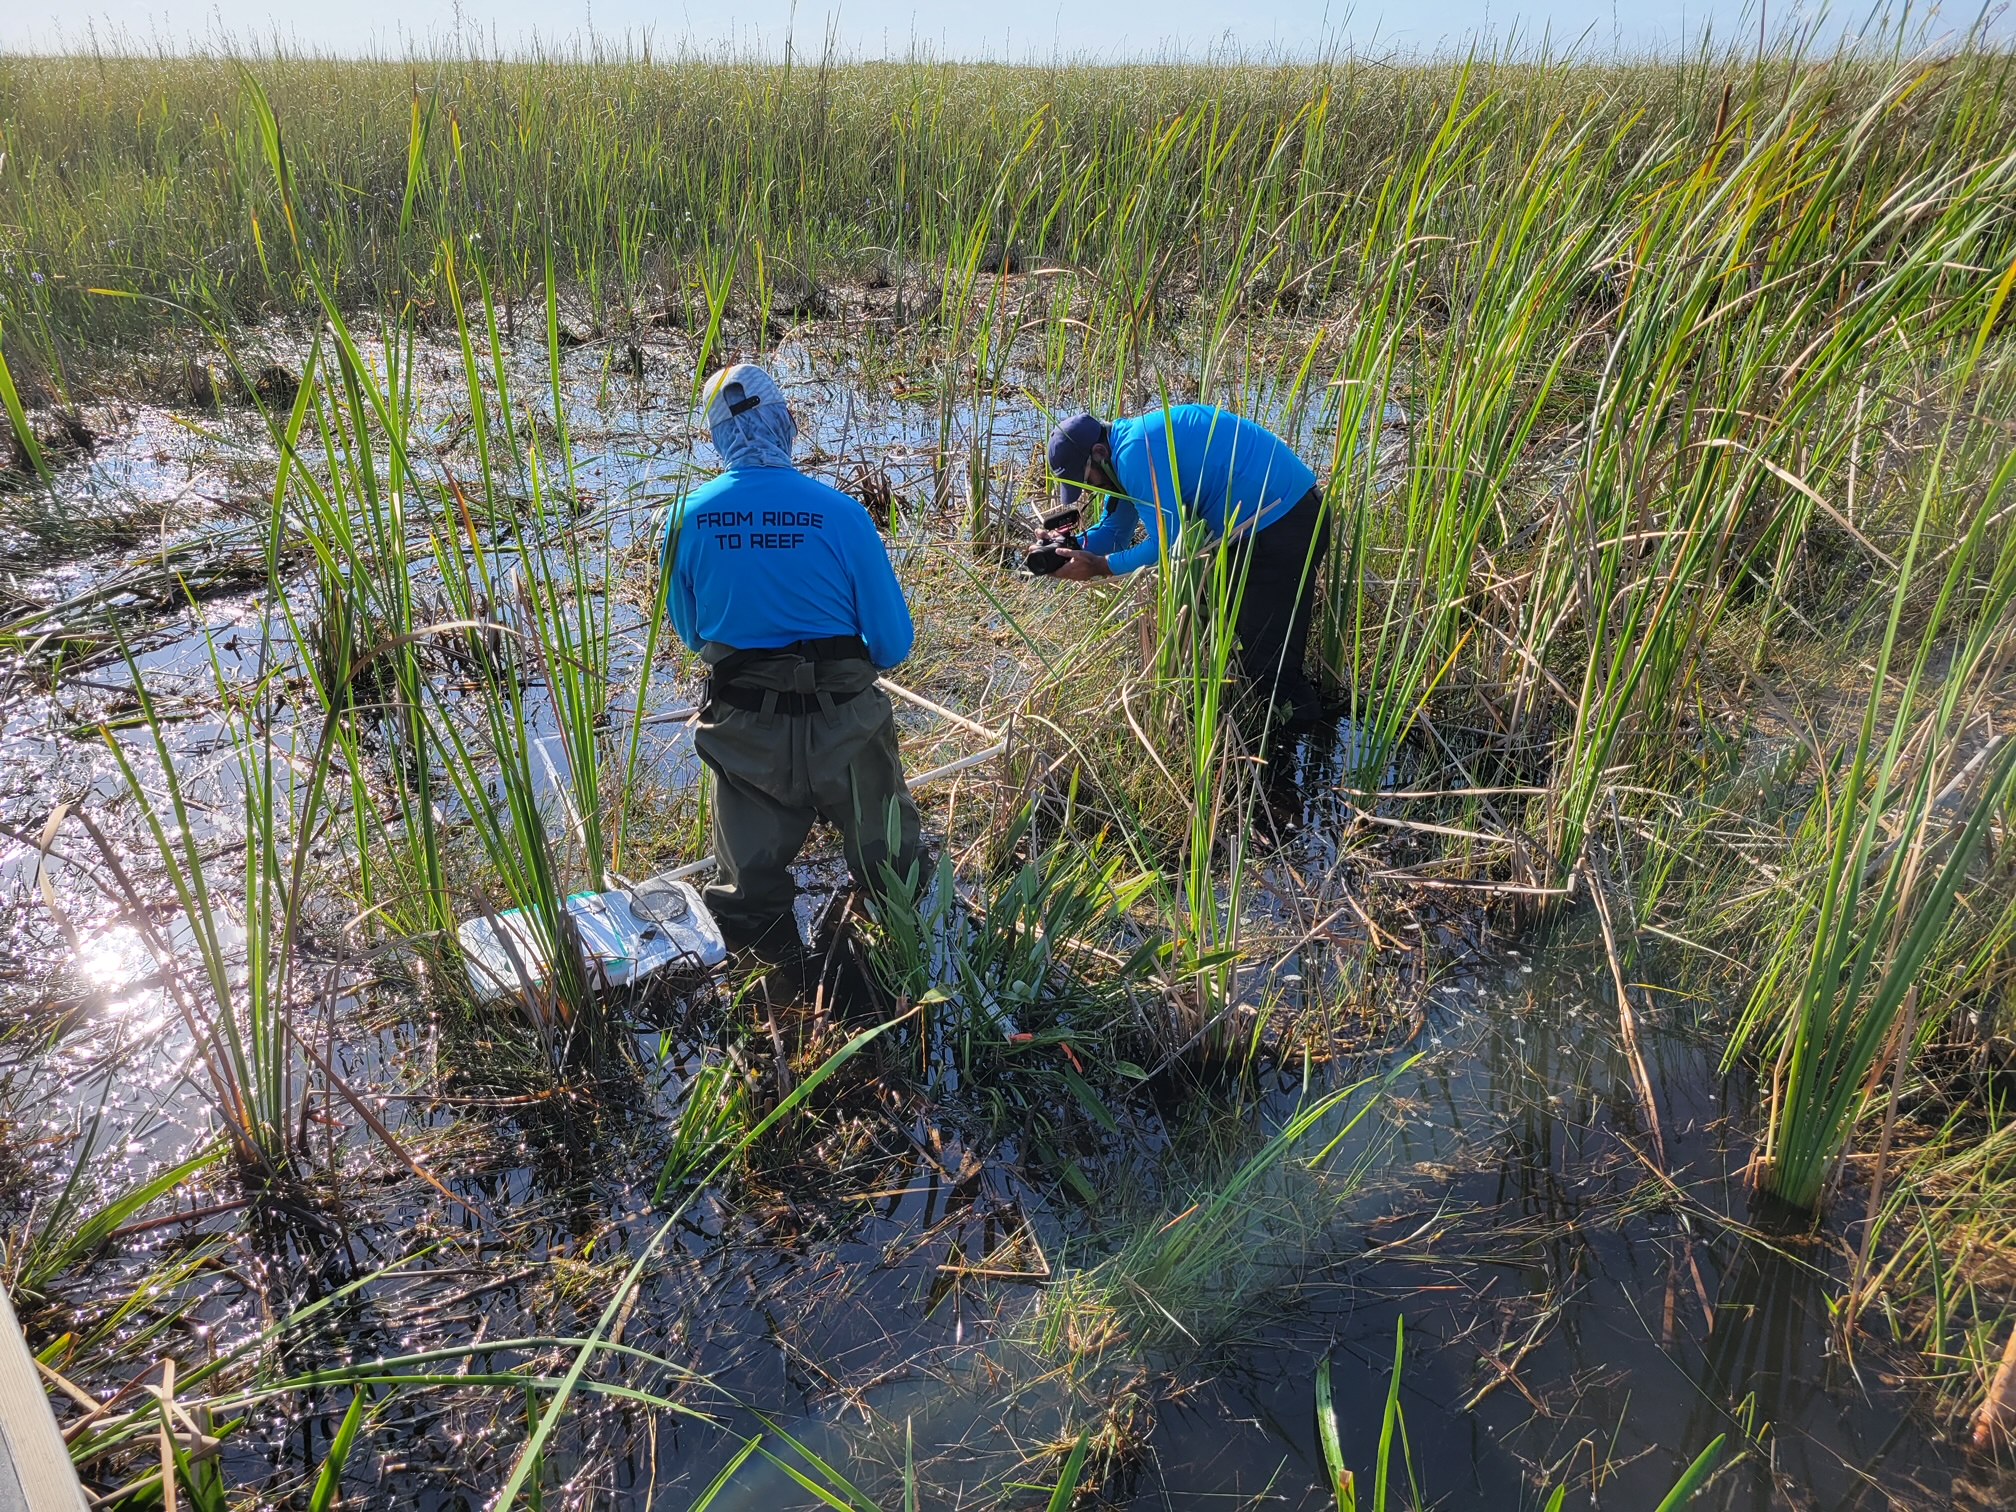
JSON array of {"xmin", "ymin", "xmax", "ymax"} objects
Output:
[{"xmin": 701, "ymin": 364, "xmax": 796, "ymax": 468}]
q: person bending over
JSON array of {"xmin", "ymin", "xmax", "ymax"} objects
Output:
[{"xmin": 1039, "ymin": 405, "xmax": 1329, "ymax": 731}]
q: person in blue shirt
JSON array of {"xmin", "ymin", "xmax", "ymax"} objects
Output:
[
  {"xmin": 1038, "ymin": 405, "xmax": 1330, "ymax": 730},
  {"xmin": 660, "ymin": 363, "xmax": 921, "ymax": 954}
]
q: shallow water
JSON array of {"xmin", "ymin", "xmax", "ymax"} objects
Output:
[
  {"xmin": 622, "ymin": 935, "xmax": 1962, "ymax": 1511},
  {"xmin": 0, "ymin": 335, "xmax": 1979, "ymax": 1510}
]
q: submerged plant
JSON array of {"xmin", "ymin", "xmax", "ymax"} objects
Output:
[
  {"xmin": 1318, "ymin": 1319, "xmax": 1727, "ymax": 1510},
  {"xmin": 1036, "ymin": 1063, "xmax": 1401, "ymax": 1359}
]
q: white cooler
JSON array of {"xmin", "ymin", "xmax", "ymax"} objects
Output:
[{"xmin": 458, "ymin": 878, "xmax": 728, "ymax": 1004}]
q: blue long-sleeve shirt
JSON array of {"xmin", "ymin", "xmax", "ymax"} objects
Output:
[
  {"xmin": 660, "ymin": 468, "xmax": 915, "ymax": 669},
  {"xmin": 1079, "ymin": 405, "xmax": 1318, "ymax": 578}
]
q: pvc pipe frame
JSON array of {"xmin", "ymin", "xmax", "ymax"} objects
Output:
[{"xmin": 646, "ymin": 678, "xmax": 1009, "ymax": 883}]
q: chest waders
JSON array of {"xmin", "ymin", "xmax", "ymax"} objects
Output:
[
  {"xmin": 1231, "ymin": 485, "xmax": 1330, "ymax": 733},
  {"xmin": 693, "ymin": 636, "xmax": 923, "ymax": 952}
]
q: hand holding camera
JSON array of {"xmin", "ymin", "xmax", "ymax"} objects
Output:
[{"xmin": 1024, "ymin": 505, "xmax": 1083, "ymax": 575}]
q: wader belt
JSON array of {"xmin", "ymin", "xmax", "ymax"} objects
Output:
[
  {"xmin": 704, "ymin": 634, "xmax": 873, "ymax": 719},
  {"xmin": 708, "ymin": 635, "xmax": 870, "ymax": 686},
  {"xmin": 706, "ymin": 681, "xmax": 869, "ymax": 717}
]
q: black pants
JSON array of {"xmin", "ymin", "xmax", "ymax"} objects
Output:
[{"xmin": 1233, "ymin": 486, "xmax": 1329, "ymax": 729}]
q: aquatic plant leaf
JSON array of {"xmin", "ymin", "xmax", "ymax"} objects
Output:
[
  {"xmin": 685, "ymin": 1436, "xmax": 765, "ymax": 1511},
  {"xmin": 308, "ymin": 1389, "xmax": 368, "ymax": 1512},
  {"xmin": 0, "ymin": 328, "xmax": 50, "ymax": 482},
  {"xmin": 1045, "ymin": 1434, "xmax": 1089, "ymax": 1511},
  {"xmin": 1651, "ymin": 1434, "xmax": 1725, "ymax": 1511},
  {"xmin": 1315, "ymin": 1355, "xmax": 1352, "ymax": 1510}
]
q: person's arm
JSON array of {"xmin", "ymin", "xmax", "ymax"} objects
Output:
[
  {"xmin": 1101, "ymin": 533, "xmax": 1168, "ymax": 577},
  {"xmin": 1079, "ymin": 497, "xmax": 1139, "ymax": 558},
  {"xmin": 846, "ymin": 512, "xmax": 916, "ymax": 668},
  {"xmin": 658, "ymin": 507, "xmax": 704, "ymax": 652},
  {"xmin": 1100, "ymin": 427, "xmax": 1188, "ymax": 576},
  {"xmin": 1054, "ymin": 516, "xmax": 1162, "ymax": 579}
]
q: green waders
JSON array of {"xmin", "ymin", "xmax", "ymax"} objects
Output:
[{"xmin": 693, "ymin": 641, "xmax": 922, "ymax": 951}]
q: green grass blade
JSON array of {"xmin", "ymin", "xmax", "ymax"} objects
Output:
[
  {"xmin": 1316, "ymin": 1355, "xmax": 1353, "ymax": 1511},
  {"xmin": 686, "ymin": 1437, "xmax": 765, "ymax": 1512},
  {"xmin": 0, "ymin": 328, "xmax": 50, "ymax": 482},
  {"xmin": 1046, "ymin": 1434, "xmax": 1089, "ymax": 1511},
  {"xmin": 309, "ymin": 1389, "xmax": 370, "ymax": 1512},
  {"xmin": 1652, "ymin": 1434, "xmax": 1725, "ymax": 1511}
]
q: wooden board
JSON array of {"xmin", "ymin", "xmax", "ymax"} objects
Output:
[{"xmin": 0, "ymin": 1287, "xmax": 87, "ymax": 1512}]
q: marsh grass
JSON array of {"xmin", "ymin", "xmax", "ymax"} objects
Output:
[
  {"xmin": 88, "ymin": 643, "xmax": 326, "ymax": 1184},
  {"xmin": 1722, "ymin": 280, "xmax": 2016, "ymax": 1214},
  {"xmin": 236, "ymin": 95, "xmax": 649, "ymax": 1072},
  {"xmin": 3, "ymin": 1112, "xmax": 220, "ymax": 1306},
  {"xmin": 1146, "ymin": 488, "xmax": 1265, "ymax": 1050},
  {"xmin": 859, "ymin": 803, "xmax": 1158, "ymax": 1053},
  {"xmin": 2, "ymin": 33, "xmax": 2011, "ymax": 385},
  {"xmin": 10, "ymin": 23, "xmax": 2016, "ymax": 1507},
  {"xmin": 652, "ymin": 1054, "xmax": 750, "ymax": 1202}
]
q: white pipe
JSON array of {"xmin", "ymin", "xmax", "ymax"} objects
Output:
[
  {"xmin": 638, "ymin": 703, "xmax": 702, "ymax": 728},
  {"xmin": 905, "ymin": 737, "xmax": 1012, "ymax": 788},
  {"xmin": 876, "ymin": 678, "xmax": 1000, "ymax": 739},
  {"xmin": 533, "ymin": 734, "xmax": 590, "ymax": 852}
]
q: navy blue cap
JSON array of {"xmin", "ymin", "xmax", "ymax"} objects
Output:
[{"xmin": 1046, "ymin": 412, "xmax": 1107, "ymax": 506}]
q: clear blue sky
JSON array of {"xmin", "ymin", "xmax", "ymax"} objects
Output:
[{"xmin": 1, "ymin": 0, "xmax": 2003, "ymax": 58}]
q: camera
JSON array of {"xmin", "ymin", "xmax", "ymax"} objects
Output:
[{"xmin": 1023, "ymin": 505, "xmax": 1083, "ymax": 576}]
